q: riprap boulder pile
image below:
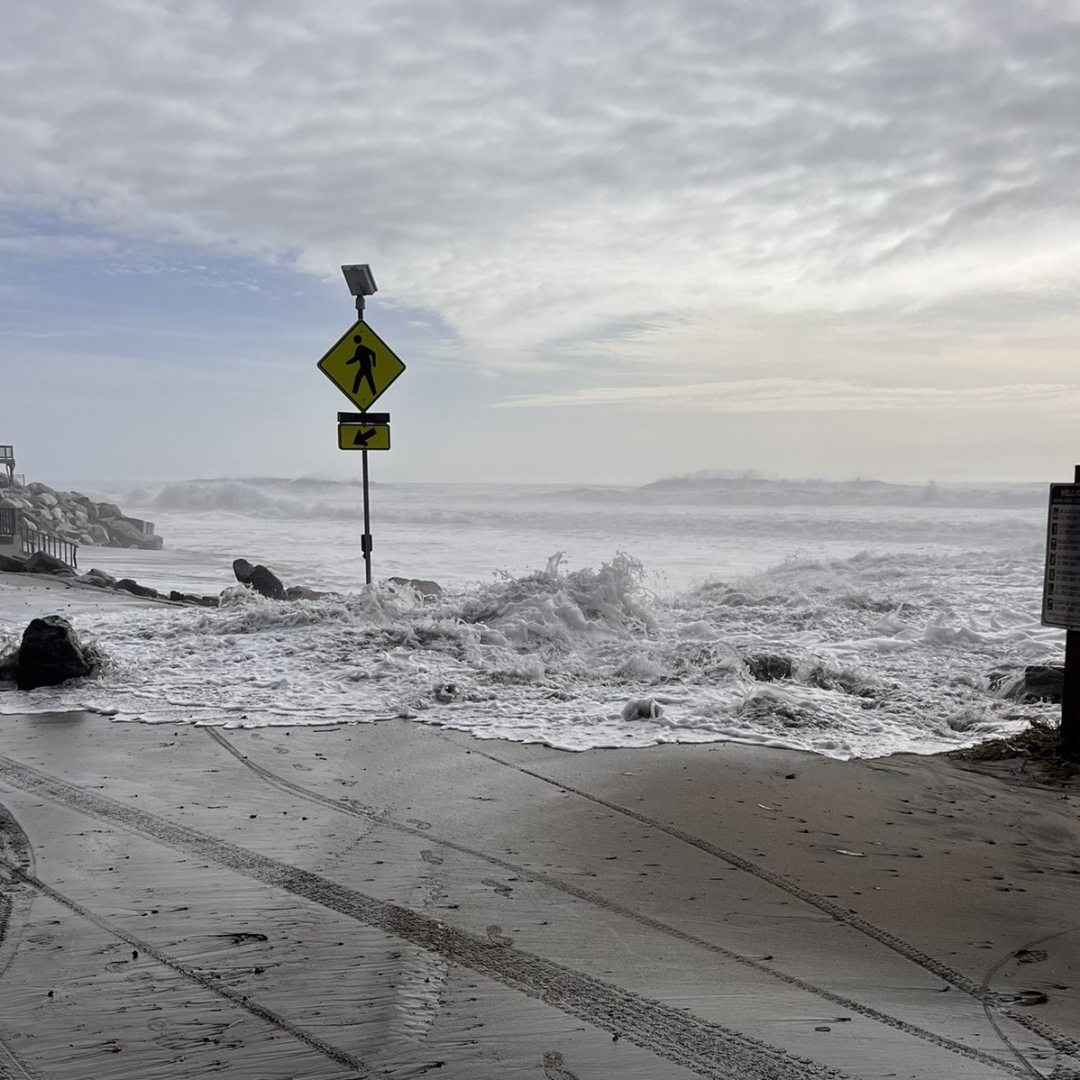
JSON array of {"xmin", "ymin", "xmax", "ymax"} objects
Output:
[{"xmin": 0, "ymin": 481, "xmax": 163, "ymax": 550}]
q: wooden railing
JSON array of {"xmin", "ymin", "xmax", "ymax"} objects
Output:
[
  {"xmin": 19, "ymin": 523, "xmax": 78, "ymax": 569},
  {"xmin": 1, "ymin": 501, "xmax": 80, "ymax": 570}
]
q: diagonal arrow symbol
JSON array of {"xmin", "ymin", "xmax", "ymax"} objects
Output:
[{"xmin": 352, "ymin": 427, "xmax": 378, "ymax": 447}]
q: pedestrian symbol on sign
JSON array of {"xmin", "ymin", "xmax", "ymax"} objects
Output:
[
  {"xmin": 346, "ymin": 333, "xmax": 378, "ymax": 398},
  {"xmin": 316, "ymin": 318, "xmax": 406, "ymax": 411}
]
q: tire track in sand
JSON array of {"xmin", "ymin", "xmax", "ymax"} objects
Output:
[
  {"xmin": 0, "ymin": 1039, "xmax": 44, "ymax": 1080},
  {"xmin": 0, "ymin": 751, "xmax": 844, "ymax": 1080},
  {"xmin": 0, "ymin": 803, "xmax": 47, "ymax": 1080},
  {"xmin": 0, "ymin": 860, "xmax": 371, "ymax": 1077}
]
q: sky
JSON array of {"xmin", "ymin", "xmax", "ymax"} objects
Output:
[{"xmin": 2, "ymin": 0, "xmax": 1080, "ymax": 486}]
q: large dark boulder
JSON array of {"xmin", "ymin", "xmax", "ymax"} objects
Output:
[
  {"xmin": 22, "ymin": 550, "xmax": 74, "ymax": 576},
  {"xmin": 0, "ymin": 553, "xmax": 27, "ymax": 573},
  {"xmin": 999, "ymin": 665, "xmax": 1065, "ymax": 703},
  {"xmin": 14, "ymin": 616, "xmax": 97, "ymax": 690},
  {"xmin": 115, "ymin": 578, "xmax": 159, "ymax": 599},
  {"xmin": 233, "ymin": 558, "xmax": 285, "ymax": 600}
]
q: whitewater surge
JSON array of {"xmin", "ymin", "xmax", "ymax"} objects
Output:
[{"xmin": 0, "ymin": 545, "xmax": 1063, "ymax": 759}]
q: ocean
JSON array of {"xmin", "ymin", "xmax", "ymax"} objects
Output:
[{"xmin": 0, "ymin": 476, "xmax": 1063, "ymax": 759}]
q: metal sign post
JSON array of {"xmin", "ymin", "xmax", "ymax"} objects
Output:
[
  {"xmin": 338, "ymin": 411, "xmax": 390, "ymax": 586},
  {"xmin": 361, "ymin": 443, "xmax": 373, "ymax": 585},
  {"xmin": 1065, "ymin": 629, "xmax": 1080, "ymax": 757},
  {"xmin": 1040, "ymin": 465, "xmax": 1080, "ymax": 756},
  {"xmin": 315, "ymin": 265, "xmax": 408, "ymax": 587}
]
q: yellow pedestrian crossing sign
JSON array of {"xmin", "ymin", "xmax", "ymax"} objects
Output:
[
  {"xmin": 338, "ymin": 421, "xmax": 390, "ymax": 451},
  {"xmin": 316, "ymin": 319, "xmax": 406, "ymax": 410}
]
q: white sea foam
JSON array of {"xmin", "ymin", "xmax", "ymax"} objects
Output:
[{"xmin": 0, "ymin": 478, "xmax": 1063, "ymax": 759}]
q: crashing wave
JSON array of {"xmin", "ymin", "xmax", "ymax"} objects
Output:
[{"xmin": 0, "ymin": 543, "xmax": 1062, "ymax": 759}]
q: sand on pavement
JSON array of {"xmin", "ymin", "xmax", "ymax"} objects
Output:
[{"xmin": 0, "ymin": 708, "xmax": 1076, "ymax": 1079}]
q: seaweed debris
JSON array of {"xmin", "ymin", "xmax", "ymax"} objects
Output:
[{"xmin": 951, "ymin": 719, "xmax": 1080, "ymax": 782}]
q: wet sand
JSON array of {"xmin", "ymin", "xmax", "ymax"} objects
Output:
[{"xmin": 0, "ymin": 711, "xmax": 1077, "ymax": 1079}]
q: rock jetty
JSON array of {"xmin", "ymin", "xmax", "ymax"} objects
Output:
[{"xmin": 0, "ymin": 481, "xmax": 163, "ymax": 551}]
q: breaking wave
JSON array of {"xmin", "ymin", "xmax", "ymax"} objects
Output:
[
  {"xmin": 1, "ymin": 546, "xmax": 1062, "ymax": 759},
  {"xmin": 149, "ymin": 480, "xmax": 366, "ymax": 520}
]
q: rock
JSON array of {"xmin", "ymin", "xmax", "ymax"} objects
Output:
[
  {"xmin": 0, "ymin": 553, "xmax": 27, "ymax": 573},
  {"xmin": 80, "ymin": 568, "xmax": 117, "ymax": 588},
  {"xmin": 745, "ymin": 653, "xmax": 795, "ymax": 681},
  {"xmin": 387, "ymin": 576, "xmax": 443, "ymax": 599},
  {"xmin": 248, "ymin": 565, "xmax": 286, "ymax": 600},
  {"xmin": 22, "ymin": 550, "xmax": 74, "ymax": 576},
  {"xmin": 168, "ymin": 590, "xmax": 219, "ymax": 607},
  {"xmin": 233, "ymin": 558, "xmax": 286, "ymax": 600},
  {"xmin": 105, "ymin": 517, "xmax": 164, "ymax": 550},
  {"xmin": 233, "ymin": 558, "xmax": 256, "ymax": 582},
  {"xmin": 14, "ymin": 615, "xmax": 97, "ymax": 690},
  {"xmin": 115, "ymin": 578, "xmax": 159, "ymax": 599},
  {"xmin": 999, "ymin": 665, "xmax": 1065, "ymax": 703},
  {"xmin": 285, "ymin": 586, "xmax": 326, "ymax": 601}
]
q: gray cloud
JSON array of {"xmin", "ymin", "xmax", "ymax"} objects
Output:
[
  {"xmin": 501, "ymin": 377, "xmax": 1080, "ymax": 411},
  {"xmin": 2, "ymin": 0, "xmax": 1080, "ymax": 388}
]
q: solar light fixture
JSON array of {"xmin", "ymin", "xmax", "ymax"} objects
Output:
[
  {"xmin": 342, "ymin": 264, "xmax": 377, "ymax": 316},
  {"xmin": 341, "ymin": 264, "xmax": 378, "ymax": 297}
]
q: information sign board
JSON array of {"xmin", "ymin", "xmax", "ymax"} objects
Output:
[
  {"xmin": 1042, "ymin": 484, "xmax": 1080, "ymax": 629},
  {"xmin": 338, "ymin": 422, "xmax": 390, "ymax": 451}
]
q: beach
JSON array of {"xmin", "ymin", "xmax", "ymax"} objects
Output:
[{"xmin": 0, "ymin": 709, "xmax": 1077, "ymax": 1079}]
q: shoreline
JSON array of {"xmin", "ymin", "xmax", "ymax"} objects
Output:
[{"xmin": 0, "ymin": 711, "xmax": 1076, "ymax": 1078}]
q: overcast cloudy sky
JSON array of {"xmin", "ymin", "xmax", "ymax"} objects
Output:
[{"xmin": 3, "ymin": 0, "xmax": 1080, "ymax": 485}]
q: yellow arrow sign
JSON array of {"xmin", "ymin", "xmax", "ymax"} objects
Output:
[
  {"xmin": 338, "ymin": 422, "xmax": 391, "ymax": 451},
  {"xmin": 317, "ymin": 320, "xmax": 406, "ymax": 411}
]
